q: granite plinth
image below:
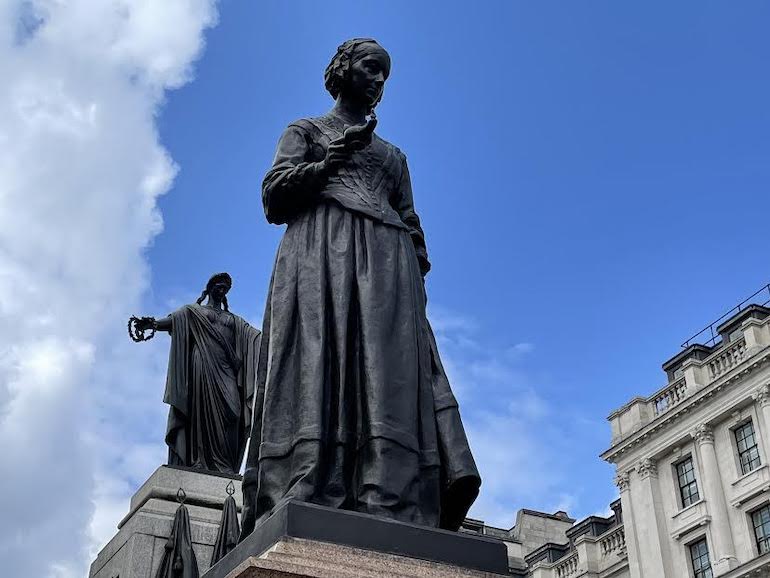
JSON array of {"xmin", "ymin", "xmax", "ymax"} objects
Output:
[
  {"xmin": 219, "ymin": 537, "xmax": 507, "ymax": 578},
  {"xmin": 89, "ymin": 465, "xmax": 242, "ymax": 578},
  {"xmin": 204, "ymin": 501, "xmax": 509, "ymax": 578}
]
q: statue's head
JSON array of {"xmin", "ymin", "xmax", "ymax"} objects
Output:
[
  {"xmin": 324, "ymin": 38, "xmax": 391, "ymax": 113},
  {"xmin": 197, "ymin": 272, "xmax": 232, "ymax": 310}
]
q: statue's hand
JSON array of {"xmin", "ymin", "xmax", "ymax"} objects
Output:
[
  {"xmin": 128, "ymin": 315, "xmax": 158, "ymax": 342},
  {"xmin": 342, "ymin": 117, "xmax": 377, "ymax": 150},
  {"xmin": 318, "ymin": 117, "xmax": 377, "ymax": 176},
  {"xmin": 320, "ymin": 137, "xmax": 356, "ymax": 174},
  {"xmin": 133, "ymin": 317, "xmax": 155, "ymax": 332}
]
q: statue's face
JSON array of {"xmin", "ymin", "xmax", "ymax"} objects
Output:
[
  {"xmin": 346, "ymin": 49, "xmax": 390, "ymax": 108},
  {"xmin": 210, "ymin": 281, "xmax": 230, "ymax": 301}
]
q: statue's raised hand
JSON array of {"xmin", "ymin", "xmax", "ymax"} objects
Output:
[
  {"xmin": 319, "ymin": 117, "xmax": 378, "ymax": 174},
  {"xmin": 321, "ymin": 137, "xmax": 355, "ymax": 172},
  {"xmin": 128, "ymin": 316, "xmax": 157, "ymax": 342},
  {"xmin": 342, "ymin": 116, "xmax": 377, "ymax": 150}
]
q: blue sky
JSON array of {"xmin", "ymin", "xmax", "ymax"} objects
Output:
[
  {"xmin": 2, "ymin": 2, "xmax": 769, "ymax": 575},
  {"xmin": 146, "ymin": 1, "xmax": 770, "ymax": 524}
]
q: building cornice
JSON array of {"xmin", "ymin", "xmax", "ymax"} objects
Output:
[{"xmin": 601, "ymin": 347, "xmax": 770, "ymax": 463}]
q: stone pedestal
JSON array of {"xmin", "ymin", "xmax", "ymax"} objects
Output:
[
  {"xmin": 205, "ymin": 501, "xmax": 509, "ymax": 578},
  {"xmin": 89, "ymin": 465, "xmax": 242, "ymax": 578},
  {"xmin": 221, "ymin": 537, "xmax": 506, "ymax": 578}
]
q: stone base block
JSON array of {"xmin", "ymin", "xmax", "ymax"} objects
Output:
[
  {"xmin": 205, "ymin": 501, "xmax": 509, "ymax": 578},
  {"xmin": 89, "ymin": 465, "xmax": 242, "ymax": 578},
  {"xmin": 224, "ymin": 537, "xmax": 506, "ymax": 578}
]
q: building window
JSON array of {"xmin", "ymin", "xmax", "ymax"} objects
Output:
[
  {"xmin": 689, "ymin": 539, "xmax": 713, "ymax": 578},
  {"xmin": 752, "ymin": 505, "xmax": 770, "ymax": 554},
  {"xmin": 676, "ymin": 457, "xmax": 700, "ymax": 508},
  {"xmin": 735, "ymin": 421, "xmax": 762, "ymax": 475}
]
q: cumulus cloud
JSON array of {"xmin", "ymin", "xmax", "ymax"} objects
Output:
[
  {"xmin": 428, "ymin": 305, "xmax": 584, "ymax": 528},
  {"xmin": 0, "ymin": 1, "xmax": 218, "ymax": 576}
]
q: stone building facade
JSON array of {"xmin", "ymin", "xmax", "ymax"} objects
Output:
[
  {"xmin": 461, "ymin": 502, "xmax": 629, "ymax": 577},
  {"xmin": 467, "ymin": 300, "xmax": 770, "ymax": 578},
  {"xmin": 601, "ymin": 303, "xmax": 770, "ymax": 577}
]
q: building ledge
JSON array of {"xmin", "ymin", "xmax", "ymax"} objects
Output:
[
  {"xmin": 670, "ymin": 499, "xmax": 709, "ymax": 541},
  {"xmin": 731, "ymin": 463, "xmax": 770, "ymax": 508},
  {"xmin": 601, "ymin": 345, "xmax": 770, "ymax": 463},
  {"xmin": 604, "ymin": 297, "xmax": 770, "ymax": 462},
  {"xmin": 722, "ymin": 552, "xmax": 770, "ymax": 578}
]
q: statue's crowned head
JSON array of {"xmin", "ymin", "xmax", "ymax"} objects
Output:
[
  {"xmin": 324, "ymin": 38, "xmax": 391, "ymax": 112},
  {"xmin": 197, "ymin": 272, "xmax": 232, "ymax": 311},
  {"xmin": 206, "ymin": 272, "xmax": 232, "ymax": 293}
]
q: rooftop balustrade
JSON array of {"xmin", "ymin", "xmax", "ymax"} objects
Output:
[
  {"xmin": 528, "ymin": 523, "xmax": 626, "ymax": 578},
  {"xmin": 607, "ymin": 302, "xmax": 770, "ymax": 445}
]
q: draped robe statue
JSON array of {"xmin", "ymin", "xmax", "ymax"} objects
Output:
[
  {"xmin": 135, "ymin": 273, "xmax": 261, "ymax": 475},
  {"xmin": 165, "ymin": 303, "xmax": 260, "ymax": 474}
]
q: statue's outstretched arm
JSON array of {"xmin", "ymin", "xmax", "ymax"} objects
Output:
[
  {"xmin": 132, "ymin": 315, "xmax": 171, "ymax": 333},
  {"xmin": 128, "ymin": 314, "xmax": 172, "ymax": 342}
]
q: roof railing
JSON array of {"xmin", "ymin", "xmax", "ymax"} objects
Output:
[{"xmin": 681, "ymin": 283, "xmax": 770, "ymax": 349}]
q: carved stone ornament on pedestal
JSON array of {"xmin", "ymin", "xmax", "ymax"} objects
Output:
[
  {"xmin": 154, "ymin": 495, "xmax": 199, "ymax": 578},
  {"xmin": 89, "ymin": 466, "xmax": 244, "ymax": 578}
]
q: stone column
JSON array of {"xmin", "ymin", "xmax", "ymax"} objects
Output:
[
  {"xmin": 692, "ymin": 424, "xmax": 738, "ymax": 575},
  {"xmin": 615, "ymin": 471, "xmax": 641, "ymax": 578},
  {"xmin": 634, "ymin": 458, "xmax": 671, "ymax": 577},
  {"xmin": 752, "ymin": 385, "xmax": 770, "ymax": 449}
]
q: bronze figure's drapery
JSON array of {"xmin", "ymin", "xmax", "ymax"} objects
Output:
[
  {"xmin": 132, "ymin": 273, "xmax": 261, "ymax": 475},
  {"xmin": 241, "ymin": 39, "xmax": 480, "ymax": 536}
]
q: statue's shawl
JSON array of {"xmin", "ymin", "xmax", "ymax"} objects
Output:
[{"xmin": 164, "ymin": 304, "xmax": 261, "ymax": 466}]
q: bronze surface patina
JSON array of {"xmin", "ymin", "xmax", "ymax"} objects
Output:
[
  {"xmin": 131, "ymin": 273, "xmax": 260, "ymax": 476},
  {"xmin": 240, "ymin": 39, "xmax": 480, "ymax": 539}
]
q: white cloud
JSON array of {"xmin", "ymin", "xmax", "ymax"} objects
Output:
[
  {"xmin": 508, "ymin": 342, "xmax": 535, "ymax": 356},
  {"xmin": 0, "ymin": 1, "xmax": 218, "ymax": 576}
]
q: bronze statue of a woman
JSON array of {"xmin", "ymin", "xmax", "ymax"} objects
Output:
[
  {"xmin": 241, "ymin": 39, "xmax": 480, "ymax": 536},
  {"xmin": 132, "ymin": 273, "xmax": 260, "ymax": 475}
]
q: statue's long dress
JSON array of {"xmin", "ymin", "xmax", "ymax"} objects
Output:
[
  {"xmin": 164, "ymin": 304, "xmax": 260, "ymax": 475},
  {"xmin": 241, "ymin": 113, "xmax": 480, "ymax": 536}
]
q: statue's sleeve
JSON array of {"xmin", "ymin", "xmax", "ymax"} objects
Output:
[
  {"xmin": 393, "ymin": 153, "xmax": 431, "ymax": 276},
  {"xmin": 164, "ymin": 307, "xmax": 191, "ymax": 415},
  {"xmin": 262, "ymin": 124, "xmax": 326, "ymax": 224}
]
